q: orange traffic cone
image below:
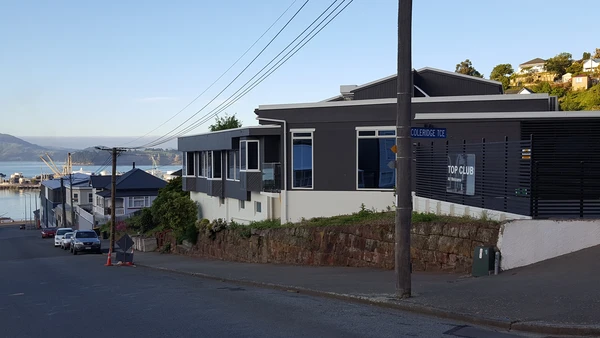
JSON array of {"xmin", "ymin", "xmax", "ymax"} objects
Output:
[{"xmin": 105, "ymin": 250, "xmax": 113, "ymax": 266}]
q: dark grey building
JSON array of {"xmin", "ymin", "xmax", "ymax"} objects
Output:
[{"xmin": 179, "ymin": 67, "xmax": 599, "ymax": 222}]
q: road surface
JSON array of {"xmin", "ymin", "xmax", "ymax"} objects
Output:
[{"xmin": 0, "ymin": 225, "xmax": 543, "ymax": 338}]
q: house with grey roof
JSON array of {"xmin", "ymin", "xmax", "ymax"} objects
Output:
[
  {"xmin": 80, "ymin": 167, "xmax": 167, "ymax": 226},
  {"xmin": 517, "ymin": 58, "xmax": 546, "ymax": 74}
]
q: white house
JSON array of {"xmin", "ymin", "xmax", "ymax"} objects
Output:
[
  {"xmin": 583, "ymin": 58, "xmax": 600, "ymax": 72},
  {"xmin": 517, "ymin": 58, "xmax": 546, "ymax": 74},
  {"xmin": 518, "ymin": 88, "xmax": 534, "ymax": 94}
]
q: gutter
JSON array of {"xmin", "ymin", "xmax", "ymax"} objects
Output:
[{"xmin": 255, "ymin": 117, "xmax": 288, "ymax": 223}]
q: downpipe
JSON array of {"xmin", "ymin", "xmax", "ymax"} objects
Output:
[{"xmin": 256, "ymin": 117, "xmax": 288, "ymax": 223}]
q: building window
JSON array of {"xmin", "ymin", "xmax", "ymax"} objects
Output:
[
  {"xmin": 291, "ymin": 130, "xmax": 314, "ymax": 189},
  {"xmin": 255, "ymin": 201, "xmax": 262, "ymax": 213},
  {"xmin": 129, "ymin": 197, "xmax": 146, "ymax": 208},
  {"xmin": 227, "ymin": 150, "xmax": 240, "ymax": 181},
  {"xmin": 239, "ymin": 200, "xmax": 245, "ymax": 209},
  {"xmin": 73, "ymin": 193, "xmax": 79, "ymax": 203},
  {"xmin": 88, "ymin": 193, "xmax": 93, "ymax": 204},
  {"xmin": 212, "ymin": 151, "xmax": 222, "ymax": 179},
  {"xmin": 356, "ymin": 127, "xmax": 396, "ymax": 190},
  {"xmin": 186, "ymin": 152, "xmax": 195, "ymax": 176},
  {"xmin": 199, "ymin": 151, "xmax": 206, "ymax": 177},
  {"xmin": 240, "ymin": 140, "xmax": 259, "ymax": 171}
]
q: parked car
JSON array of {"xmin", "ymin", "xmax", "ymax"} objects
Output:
[
  {"xmin": 60, "ymin": 232, "xmax": 74, "ymax": 250},
  {"xmin": 41, "ymin": 227, "xmax": 57, "ymax": 238},
  {"xmin": 70, "ymin": 230, "xmax": 102, "ymax": 255},
  {"xmin": 54, "ymin": 228, "xmax": 73, "ymax": 247}
]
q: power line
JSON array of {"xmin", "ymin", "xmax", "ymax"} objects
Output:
[
  {"xmin": 171, "ymin": 0, "xmax": 353, "ymax": 139},
  {"xmin": 129, "ymin": 0, "xmax": 311, "ymax": 149},
  {"xmin": 140, "ymin": 0, "xmax": 353, "ymax": 149},
  {"xmin": 120, "ymin": 0, "xmax": 301, "ymax": 147}
]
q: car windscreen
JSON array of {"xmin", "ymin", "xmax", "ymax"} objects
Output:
[
  {"xmin": 65, "ymin": 234, "xmax": 73, "ymax": 239},
  {"xmin": 57, "ymin": 229, "xmax": 71, "ymax": 235},
  {"xmin": 75, "ymin": 232, "xmax": 97, "ymax": 239}
]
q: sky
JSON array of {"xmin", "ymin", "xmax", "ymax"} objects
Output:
[{"xmin": 0, "ymin": 0, "xmax": 596, "ymax": 148}]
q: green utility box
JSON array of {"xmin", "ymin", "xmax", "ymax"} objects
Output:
[{"xmin": 472, "ymin": 246, "xmax": 495, "ymax": 277}]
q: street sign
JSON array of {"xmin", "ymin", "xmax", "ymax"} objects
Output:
[{"xmin": 411, "ymin": 127, "xmax": 447, "ymax": 139}]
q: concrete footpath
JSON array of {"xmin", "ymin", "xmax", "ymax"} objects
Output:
[{"xmin": 131, "ymin": 246, "xmax": 600, "ymax": 336}]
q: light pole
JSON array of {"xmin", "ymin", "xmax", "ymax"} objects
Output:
[{"xmin": 24, "ymin": 193, "xmax": 33, "ymax": 225}]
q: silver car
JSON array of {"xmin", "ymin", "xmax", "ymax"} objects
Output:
[
  {"xmin": 70, "ymin": 230, "xmax": 102, "ymax": 255},
  {"xmin": 54, "ymin": 228, "xmax": 73, "ymax": 247},
  {"xmin": 60, "ymin": 232, "xmax": 74, "ymax": 250}
]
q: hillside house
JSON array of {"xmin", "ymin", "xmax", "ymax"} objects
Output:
[
  {"xmin": 583, "ymin": 58, "xmax": 600, "ymax": 72},
  {"xmin": 517, "ymin": 58, "xmax": 546, "ymax": 74},
  {"xmin": 572, "ymin": 74, "xmax": 591, "ymax": 91}
]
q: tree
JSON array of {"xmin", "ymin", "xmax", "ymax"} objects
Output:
[
  {"xmin": 594, "ymin": 48, "xmax": 600, "ymax": 59},
  {"xmin": 489, "ymin": 63, "xmax": 514, "ymax": 90},
  {"xmin": 455, "ymin": 59, "xmax": 483, "ymax": 78},
  {"xmin": 583, "ymin": 52, "xmax": 592, "ymax": 60},
  {"xmin": 566, "ymin": 61, "xmax": 583, "ymax": 75},
  {"xmin": 209, "ymin": 113, "xmax": 242, "ymax": 132},
  {"xmin": 150, "ymin": 176, "xmax": 198, "ymax": 242},
  {"xmin": 545, "ymin": 52, "xmax": 573, "ymax": 78}
]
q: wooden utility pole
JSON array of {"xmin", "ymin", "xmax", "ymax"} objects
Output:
[
  {"xmin": 395, "ymin": 0, "xmax": 413, "ymax": 299},
  {"xmin": 60, "ymin": 177, "xmax": 67, "ymax": 228},
  {"xmin": 68, "ymin": 153, "xmax": 75, "ymax": 228},
  {"xmin": 96, "ymin": 146, "xmax": 126, "ymax": 263}
]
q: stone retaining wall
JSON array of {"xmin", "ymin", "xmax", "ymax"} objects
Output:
[{"xmin": 165, "ymin": 220, "xmax": 500, "ymax": 273}]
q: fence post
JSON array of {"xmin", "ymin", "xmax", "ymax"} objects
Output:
[
  {"xmin": 445, "ymin": 140, "xmax": 449, "ymax": 200},
  {"xmin": 504, "ymin": 136, "xmax": 508, "ymax": 212},
  {"xmin": 481, "ymin": 138, "xmax": 486, "ymax": 208},
  {"xmin": 529, "ymin": 135, "xmax": 536, "ymax": 218},
  {"xmin": 462, "ymin": 140, "xmax": 466, "ymax": 207},
  {"xmin": 430, "ymin": 141, "xmax": 434, "ymax": 198},
  {"xmin": 580, "ymin": 161, "xmax": 584, "ymax": 218}
]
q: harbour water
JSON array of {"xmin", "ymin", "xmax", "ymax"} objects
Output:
[{"xmin": 0, "ymin": 161, "xmax": 181, "ymax": 221}]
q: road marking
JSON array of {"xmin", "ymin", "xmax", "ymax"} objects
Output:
[{"xmin": 9, "ymin": 293, "xmax": 24, "ymax": 296}]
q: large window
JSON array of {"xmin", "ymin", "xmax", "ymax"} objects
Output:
[
  {"xmin": 129, "ymin": 196, "xmax": 150, "ymax": 208},
  {"xmin": 291, "ymin": 130, "xmax": 314, "ymax": 189},
  {"xmin": 186, "ymin": 152, "xmax": 195, "ymax": 176},
  {"xmin": 73, "ymin": 192, "xmax": 79, "ymax": 203},
  {"xmin": 227, "ymin": 150, "xmax": 240, "ymax": 181},
  {"xmin": 240, "ymin": 140, "xmax": 259, "ymax": 171},
  {"xmin": 357, "ymin": 127, "xmax": 396, "ymax": 190},
  {"xmin": 212, "ymin": 151, "xmax": 222, "ymax": 179},
  {"xmin": 200, "ymin": 151, "xmax": 223, "ymax": 179}
]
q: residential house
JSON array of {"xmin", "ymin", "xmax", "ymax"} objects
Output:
[
  {"xmin": 517, "ymin": 58, "xmax": 546, "ymax": 74},
  {"xmin": 54, "ymin": 173, "xmax": 93, "ymax": 228},
  {"xmin": 78, "ymin": 167, "xmax": 167, "ymax": 226},
  {"xmin": 562, "ymin": 73, "xmax": 573, "ymax": 83},
  {"xmin": 583, "ymin": 58, "xmax": 600, "ymax": 72},
  {"xmin": 519, "ymin": 88, "xmax": 534, "ymax": 94},
  {"xmin": 39, "ymin": 178, "xmax": 66, "ymax": 227},
  {"xmin": 179, "ymin": 67, "xmax": 584, "ymax": 224},
  {"xmin": 504, "ymin": 87, "xmax": 534, "ymax": 95},
  {"xmin": 572, "ymin": 74, "xmax": 591, "ymax": 91}
]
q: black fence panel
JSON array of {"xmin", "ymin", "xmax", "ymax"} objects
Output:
[
  {"xmin": 524, "ymin": 120, "xmax": 600, "ymax": 219},
  {"xmin": 415, "ymin": 139, "xmax": 532, "ymax": 217}
]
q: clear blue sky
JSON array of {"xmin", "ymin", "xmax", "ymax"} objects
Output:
[{"xmin": 1, "ymin": 0, "xmax": 596, "ymax": 146}]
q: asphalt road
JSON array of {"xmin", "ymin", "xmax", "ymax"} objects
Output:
[{"xmin": 0, "ymin": 226, "xmax": 543, "ymax": 338}]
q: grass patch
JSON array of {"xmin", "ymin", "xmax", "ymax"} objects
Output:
[{"xmin": 238, "ymin": 210, "xmax": 498, "ymax": 233}]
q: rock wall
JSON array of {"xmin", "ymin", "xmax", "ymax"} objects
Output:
[{"xmin": 168, "ymin": 221, "xmax": 500, "ymax": 273}]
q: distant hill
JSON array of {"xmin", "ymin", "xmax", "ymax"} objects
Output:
[
  {"xmin": 0, "ymin": 133, "xmax": 49, "ymax": 161},
  {"xmin": 0, "ymin": 134, "xmax": 182, "ymax": 165}
]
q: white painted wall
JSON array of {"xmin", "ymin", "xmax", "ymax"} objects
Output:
[
  {"xmin": 190, "ymin": 191, "xmax": 280, "ymax": 225},
  {"xmin": 412, "ymin": 193, "xmax": 531, "ymax": 221},
  {"xmin": 283, "ymin": 190, "xmax": 395, "ymax": 223},
  {"xmin": 497, "ymin": 219, "xmax": 600, "ymax": 270}
]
